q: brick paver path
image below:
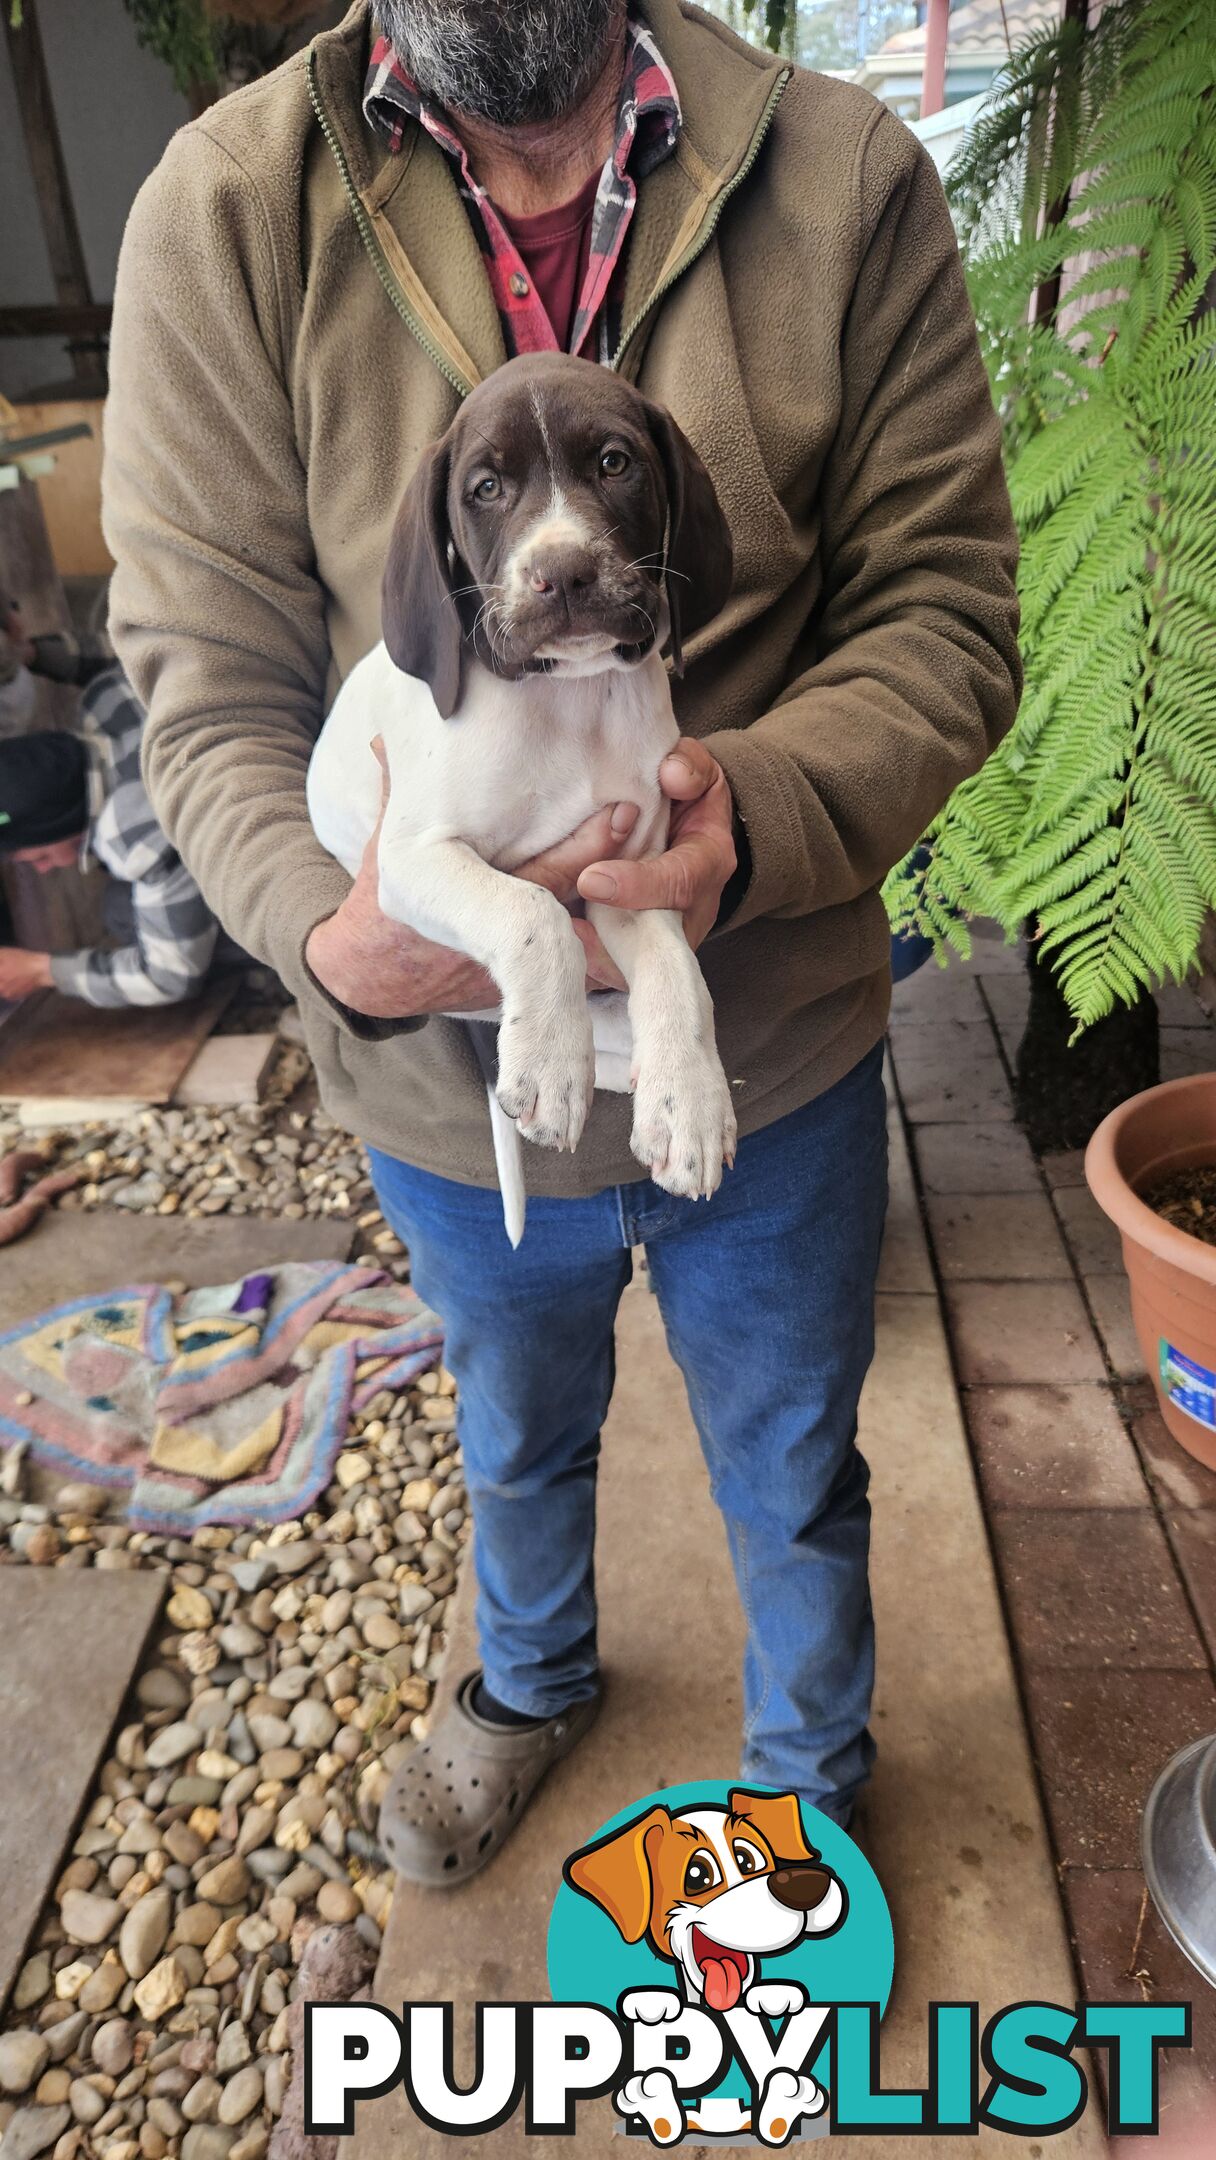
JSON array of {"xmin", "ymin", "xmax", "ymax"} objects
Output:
[{"xmin": 888, "ymin": 930, "xmax": 1216, "ymax": 2110}]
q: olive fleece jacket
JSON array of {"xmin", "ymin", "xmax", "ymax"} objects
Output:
[{"xmin": 103, "ymin": 0, "xmax": 1020, "ymax": 1194}]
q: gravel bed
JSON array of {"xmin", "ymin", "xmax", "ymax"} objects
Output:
[
  {"xmin": 0, "ymin": 1046, "xmax": 405, "ymax": 1260},
  {"xmin": 0, "ymin": 1056, "xmax": 464, "ymax": 2160}
]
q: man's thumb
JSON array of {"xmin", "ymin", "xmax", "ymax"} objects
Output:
[{"xmin": 579, "ymin": 846, "xmax": 696, "ymax": 911}]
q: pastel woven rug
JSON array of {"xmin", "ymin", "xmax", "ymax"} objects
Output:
[{"xmin": 0, "ymin": 1261, "xmax": 443, "ymax": 1533}]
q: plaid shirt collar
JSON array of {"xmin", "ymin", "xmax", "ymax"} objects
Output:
[{"xmin": 363, "ymin": 15, "xmax": 681, "ymax": 362}]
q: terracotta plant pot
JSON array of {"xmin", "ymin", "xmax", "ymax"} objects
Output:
[{"xmin": 1086, "ymin": 1073, "xmax": 1216, "ymax": 1471}]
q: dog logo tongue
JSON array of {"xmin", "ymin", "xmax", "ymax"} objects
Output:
[{"xmin": 702, "ymin": 1956, "xmax": 743, "ymax": 2012}]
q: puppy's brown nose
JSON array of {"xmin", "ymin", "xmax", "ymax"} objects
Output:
[
  {"xmin": 526, "ymin": 546, "xmax": 598, "ymax": 601},
  {"xmin": 769, "ymin": 1864, "xmax": 833, "ymax": 1912}
]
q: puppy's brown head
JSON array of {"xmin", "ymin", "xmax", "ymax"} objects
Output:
[
  {"xmin": 565, "ymin": 1789, "xmax": 844, "ymax": 2006},
  {"xmin": 382, "ymin": 351, "xmax": 733, "ymax": 716}
]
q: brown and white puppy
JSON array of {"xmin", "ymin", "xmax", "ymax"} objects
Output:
[
  {"xmin": 565, "ymin": 1788, "xmax": 847, "ymax": 2011},
  {"xmin": 381, "ymin": 348, "xmax": 732, "ymax": 709},
  {"xmin": 308, "ymin": 353, "xmax": 737, "ymax": 1244}
]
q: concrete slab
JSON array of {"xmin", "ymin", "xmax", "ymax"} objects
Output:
[
  {"xmin": 174, "ymin": 1030, "xmax": 278, "ymax": 1106},
  {"xmin": 911, "ymin": 1122, "xmax": 1039, "ymax": 1197},
  {"xmin": 1085, "ymin": 1273, "xmax": 1147, "ymax": 1381},
  {"xmin": 944, "ymin": 1280, "xmax": 1107, "ymax": 1386},
  {"xmin": 890, "ymin": 1025, "xmax": 1014, "ymax": 1127},
  {"xmin": 956, "ymin": 926, "xmax": 1028, "ymax": 978},
  {"xmin": 925, "ymin": 1191, "xmax": 1072, "ymax": 1282},
  {"xmin": 889, "ymin": 968, "xmax": 986, "ymax": 1024},
  {"xmin": 0, "ymin": 1568, "xmax": 164, "ymax": 2011},
  {"xmin": 966, "ymin": 1383, "xmax": 1150, "ymax": 1511},
  {"xmin": 0, "ymin": 1212, "xmax": 357, "ymax": 1330},
  {"xmin": 356, "ymin": 1121, "xmax": 1103, "ymax": 2157}
]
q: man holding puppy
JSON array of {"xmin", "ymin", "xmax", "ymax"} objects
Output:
[{"xmin": 104, "ymin": 0, "xmax": 1019, "ymax": 1875}]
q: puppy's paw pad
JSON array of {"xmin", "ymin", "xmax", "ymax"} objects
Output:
[
  {"xmin": 615, "ymin": 2071, "xmax": 685, "ymax": 2146},
  {"xmin": 757, "ymin": 2070, "xmax": 824, "ymax": 2146},
  {"xmin": 745, "ymin": 1981, "xmax": 808, "ymax": 2020},
  {"xmin": 631, "ymin": 1049, "xmax": 737, "ymax": 1199}
]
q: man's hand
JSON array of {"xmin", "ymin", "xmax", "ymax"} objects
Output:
[
  {"xmin": 576, "ymin": 738, "xmax": 736, "ymax": 946},
  {"xmin": 0, "ymin": 948, "xmax": 53, "ymax": 1000},
  {"xmin": 305, "ymin": 739, "xmax": 634, "ymax": 1020}
]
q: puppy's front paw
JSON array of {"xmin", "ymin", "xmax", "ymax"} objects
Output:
[
  {"xmin": 497, "ymin": 1005, "xmax": 595, "ymax": 1153},
  {"xmin": 757, "ymin": 2069, "xmax": 825, "ymax": 2146},
  {"xmin": 621, "ymin": 1989, "xmax": 683, "ymax": 2025},
  {"xmin": 744, "ymin": 1980, "xmax": 807, "ymax": 2021},
  {"xmin": 632, "ymin": 1046, "xmax": 737, "ymax": 1200},
  {"xmin": 615, "ymin": 2070, "xmax": 685, "ymax": 2147}
]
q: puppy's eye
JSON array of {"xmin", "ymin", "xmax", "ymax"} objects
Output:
[
  {"xmin": 683, "ymin": 1849, "xmax": 721, "ymax": 1896},
  {"xmin": 732, "ymin": 1840, "xmax": 766, "ymax": 1877},
  {"xmin": 599, "ymin": 447, "xmax": 631, "ymax": 478},
  {"xmin": 472, "ymin": 474, "xmax": 502, "ymax": 502}
]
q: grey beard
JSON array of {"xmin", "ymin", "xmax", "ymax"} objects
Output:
[{"xmin": 377, "ymin": 0, "xmax": 622, "ymax": 126}]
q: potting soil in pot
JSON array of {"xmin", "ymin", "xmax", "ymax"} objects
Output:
[{"xmin": 1143, "ymin": 1165, "xmax": 1216, "ymax": 1248}]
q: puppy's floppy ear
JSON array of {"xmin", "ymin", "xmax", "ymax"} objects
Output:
[
  {"xmin": 381, "ymin": 437, "xmax": 463, "ymax": 719},
  {"xmin": 728, "ymin": 1788, "xmax": 818, "ymax": 1866},
  {"xmin": 644, "ymin": 400, "xmax": 733, "ymax": 677},
  {"xmin": 564, "ymin": 1805, "xmax": 669, "ymax": 1944}
]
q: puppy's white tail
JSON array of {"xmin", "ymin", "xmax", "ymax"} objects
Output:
[
  {"xmin": 464, "ymin": 1022, "xmax": 525, "ymax": 1245},
  {"xmin": 486, "ymin": 1084, "xmax": 526, "ymax": 1248}
]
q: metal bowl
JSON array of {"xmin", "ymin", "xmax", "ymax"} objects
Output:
[{"xmin": 1142, "ymin": 1733, "xmax": 1216, "ymax": 1990}]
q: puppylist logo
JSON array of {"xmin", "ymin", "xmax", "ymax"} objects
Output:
[
  {"xmin": 304, "ymin": 1780, "xmax": 1191, "ymax": 2144},
  {"xmin": 550, "ymin": 1782, "xmax": 883, "ymax": 2142}
]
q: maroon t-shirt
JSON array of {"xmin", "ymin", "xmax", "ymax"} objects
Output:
[{"xmin": 498, "ymin": 172, "xmax": 601, "ymax": 354}]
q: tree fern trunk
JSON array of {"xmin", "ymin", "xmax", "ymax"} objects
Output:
[{"xmin": 1014, "ymin": 944, "xmax": 1160, "ymax": 1155}]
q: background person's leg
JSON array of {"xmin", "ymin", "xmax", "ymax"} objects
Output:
[
  {"xmin": 643, "ymin": 1044, "xmax": 889, "ymax": 1824},
  {"xmin": 368, "ymin": 1151, "xmax": 631, "ymax": 1720}
]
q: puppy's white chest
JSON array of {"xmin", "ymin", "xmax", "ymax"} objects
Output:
[
  {"xmin": 433, "ymin": 659, "xmax": 677, "ymax": 868},
  {"xmin": 307, "ymin": 645, "xmax": 677, "ymax": 876}
]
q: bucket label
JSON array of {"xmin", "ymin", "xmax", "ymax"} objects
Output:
[{"xmin": 1159, "ymin": 1341, "xmax": 1216, "ymax": 1430}]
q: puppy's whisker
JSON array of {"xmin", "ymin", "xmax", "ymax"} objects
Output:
[
  {"xmin": 619, "ymin": 550, "xmax": 694, "ymax": 588},
  {"xmin": 486, "ymin": 601, "xmax": 513, "ymax": 668},
  {"xmin": 472, "ymin": 596, "xmax": 510, "ymax": 667},
  {"xmin": 446, "ymin": 580, "xmax": 503, "ymax": 609},
  {"xmin": 470, "ymin": 597, "xmax": 494, "ymax": 645}
]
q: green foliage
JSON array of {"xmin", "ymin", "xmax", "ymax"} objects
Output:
[
  {"xmin": 885, "ymin": 0, "xmax": 1216, "ymax": 1029},
  {"xmin": 703, "ymin": 1, "xmax": 909, "ymax": 68},
  {"xmin": 121, "ymin": 0, "xmax": 218, "ymax": 93},
  {"xmin": 742, "ymin": 0, "xmax": 791, "ymax": 54}
]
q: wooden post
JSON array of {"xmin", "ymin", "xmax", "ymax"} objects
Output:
[
  {"xmin": 2, "ymin": 0, "xmax": 98, "ymax": 389},
  {"xmin": 920, "ymin": 0, "xmax": 951, "ymax": 119},
  {"xmin": 1032, "ymin": 0, "xmax": 1092, "ymax": 327}
]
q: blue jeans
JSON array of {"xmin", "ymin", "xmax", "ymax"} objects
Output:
[{"xmin": 368, "ymin": 1041, "xmax": 888, "ymax": 1822}]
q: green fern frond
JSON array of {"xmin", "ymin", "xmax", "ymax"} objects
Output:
[{"xmin": 889, "ymin": 0, "xmax": 1216, "ymax": 1029}]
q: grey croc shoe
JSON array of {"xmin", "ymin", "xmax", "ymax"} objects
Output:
[{"xmin": 379, "ymin": 1671, "xmax": 603, "ymax": 1886}]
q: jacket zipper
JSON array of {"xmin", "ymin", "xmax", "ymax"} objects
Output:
[
  {"xmin": 611, "ymin": 67, "xmax": 791, "ymax": 374},
  {"xmin": 306, "ymin": 47, "xmax": 475, "ymax": 399},
  {"xmin": 309, "ymin": 46, "xmax": 789, "ymax": 399}
]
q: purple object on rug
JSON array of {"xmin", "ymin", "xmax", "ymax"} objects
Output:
[{"xmin": 0, "ymin": 1261, "xmax": 444, "ymax": 1532}]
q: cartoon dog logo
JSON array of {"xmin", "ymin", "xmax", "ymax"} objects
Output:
[{"xmin": 565, "ymin": 1788, "xmax": 847, "ymax": 2144}]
